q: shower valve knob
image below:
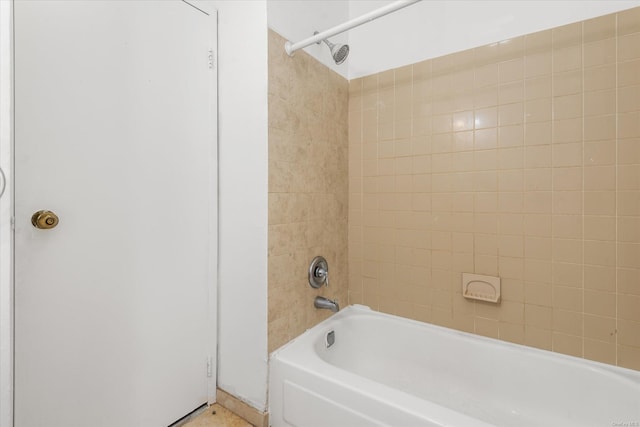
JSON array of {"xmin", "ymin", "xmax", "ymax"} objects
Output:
[
  {"xmin": 309, "ymin": 256, "xmax": 329, "ymax": 288},
  {"xmin": 314, "ymin": 267, "xmax": 327, "ymax": 278}
]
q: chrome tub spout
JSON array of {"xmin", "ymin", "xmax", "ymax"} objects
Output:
[{"xmin": 314, "ymin": 296, "xmax": 339, "ymax": 312}]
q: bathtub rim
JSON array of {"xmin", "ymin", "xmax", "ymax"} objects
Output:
[{"xmin": 270, "ymin": 304, "xmax": 640, "ymax": 386}]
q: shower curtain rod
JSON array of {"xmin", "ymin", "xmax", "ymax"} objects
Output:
[{"xmin": 284, "ymin": 0, "xmax": 421, "ymax": 56}]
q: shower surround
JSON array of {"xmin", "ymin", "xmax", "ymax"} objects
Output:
[
  {"xmin": 348, "ymin": 7, "xmax": 640, "ymax": 369},
  {"xmin": 268, "ymin": 30, "xmax": 349, "ymax": 353}
]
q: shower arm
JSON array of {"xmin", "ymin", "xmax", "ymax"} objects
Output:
[{"xmin": 284, "ymin": 0, "xmax": 421, "ymax": 57}]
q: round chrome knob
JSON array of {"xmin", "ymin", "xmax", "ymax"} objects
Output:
[{"xmin": 31, "ymin": 210, "xmax": 59, "ymax": 230}]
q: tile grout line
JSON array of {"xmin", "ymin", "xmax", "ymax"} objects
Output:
[
  {"xmin": 358, "ymin": 80, "xmax": 364, "ymax": 305},
  {"xmin": 581, "ymin": 21, "xmax": 585, "ymax": 360},
  {"xmin": 522, "ymin": 42, "xmax": 528, "ymax": 342},
  {"xmin": 550, "ymin": 27, "xmax": 556, "ymax": 354},
  {"xmin": 614, "ymin": 12, "xmax": 619, "ymax": 366}
]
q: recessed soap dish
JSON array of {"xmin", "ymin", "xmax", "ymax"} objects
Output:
[{"xmin": 462, "ymin": 273, "xmax": 500, "ymax": 303}]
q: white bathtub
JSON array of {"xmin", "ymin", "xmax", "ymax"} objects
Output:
[{"xmin": 269, "ymin": 305, "xmax": 640, "ymax": 427}]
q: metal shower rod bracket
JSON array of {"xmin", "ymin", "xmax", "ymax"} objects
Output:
[{"xmin": 284, "ymin": 0, "xmax": 422, "ymax": 57}]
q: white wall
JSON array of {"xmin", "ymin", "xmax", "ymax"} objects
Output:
[
  {"xmin": 267, "ymin": 1, "xmax": 640, "ymax": 79},
  {"xmin": 213, "ymin": 0, "xmax": 270, "ymax": 412},
  {"xmin": 268, "ymin": 0, "xmax": 349, "ymax": 78},
  {"xmin": 348, "ymin": 0, "xmax": 640, "ymax": 78}
]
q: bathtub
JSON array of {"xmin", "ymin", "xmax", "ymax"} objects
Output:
[{"xmin": 269, "ymin": 305, "xmax": 640, "ymax": 427}]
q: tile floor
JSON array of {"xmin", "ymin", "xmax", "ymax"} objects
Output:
[{"xmin": 182, "ymin": 404, "xmax": 252, "ymax": 427}]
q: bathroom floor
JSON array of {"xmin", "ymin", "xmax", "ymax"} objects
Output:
[{"xmin": 182, "ymin": 404, "xmax": 252, "ymax": 427}]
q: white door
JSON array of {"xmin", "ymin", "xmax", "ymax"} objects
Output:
[{"xmin": 14, "ymin": 1, "xmax": 217, "ymax": 426}]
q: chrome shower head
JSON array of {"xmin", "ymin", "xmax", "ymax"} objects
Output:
[
  {"xmin": 324, "ymin": 39, "xmax": 349, "ymax": 65},
  {"xmin": 314, "ymin": 31, "xmax": 350, "ymax": 65}
]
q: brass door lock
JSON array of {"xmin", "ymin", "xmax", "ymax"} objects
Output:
[{"xmin": 31, "ymin": 210, "xmax": 59, "ymax": 230}]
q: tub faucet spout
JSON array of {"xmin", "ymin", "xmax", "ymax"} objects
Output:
[{"xmin": 314, "ymin": 296, "xmax": 339, "ymax": 312}]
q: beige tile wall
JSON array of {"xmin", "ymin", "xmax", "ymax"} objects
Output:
[
  {"xmin": 348, "ymin": 7, "xmax": 640, "ymax": 370},
  {"xmin": 268, "ymin": 30, "xmax": 349, "ymax": 353}
]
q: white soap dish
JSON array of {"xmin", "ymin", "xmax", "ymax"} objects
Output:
[{"xmin": 462, "ymin": 273, "xmax": 500, "ymax": 303}]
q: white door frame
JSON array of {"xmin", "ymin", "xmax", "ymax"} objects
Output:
[
  {"xmin": 0, "ymin": 0, "xmax": 14, "ymax": 425},
  {"xmin": 0, "ymin": 1, "xmax": 219, "ymax": 423},
  {"xmin": 197, "ymin": 1, "xmax": 219, "ymax": 408}
]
